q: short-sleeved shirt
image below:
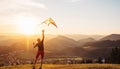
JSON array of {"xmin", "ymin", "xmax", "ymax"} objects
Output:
[{"xmin": 36, "ymin": 41, "xmax": 44, "ymax": 51}]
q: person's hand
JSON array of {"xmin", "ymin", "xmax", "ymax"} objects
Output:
[
  {"xmin": 42, "ymin": 29, "xmax": 45, "ymax": 32},
  {"xmin": 33, "ymin": 42, "xmax": 36, "ymax": 48}
]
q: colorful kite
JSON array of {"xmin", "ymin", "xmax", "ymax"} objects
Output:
[{"xmin": 41, "ymin": 18, "xmax": 58, "ymax": 28}]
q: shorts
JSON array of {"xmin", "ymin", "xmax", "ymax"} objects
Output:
[{"xmin": 36, "ymin": 50, "xmax": 44, "ymax": 59}]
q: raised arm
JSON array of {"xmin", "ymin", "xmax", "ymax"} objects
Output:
[{"xmin": 42, "ymin": 30, "xmax": 45, "ymax": 42}]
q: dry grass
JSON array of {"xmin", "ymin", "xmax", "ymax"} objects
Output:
[{"xmin": 0, "ymin": 64, "xmax": 120, "ymax": 69}]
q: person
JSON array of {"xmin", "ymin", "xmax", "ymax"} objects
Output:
[{"xmin": 33, "ymin": 30, "xmax": 45, "ymax": 69}]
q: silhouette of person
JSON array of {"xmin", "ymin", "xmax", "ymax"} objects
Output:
[{"xmin": 33, "ymin": 30, "xmax": 45, "ymax": 69}]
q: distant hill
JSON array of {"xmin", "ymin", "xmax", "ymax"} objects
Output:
[
  {"xmin": 78, "ymin": 38, "xmax": 96, "ymax": 46},
  {"xmin": 45, "ymin": 35, "xmax": 79, "ymax": 52},
  {"xmin": 45, "ymin": 36, "xmax": 98, "ymax": 57},
  {"xmin": 82, "ymin": 40, "xmax": 120, "ymax": 58},
  {"xmin": 65, "ymin": 34, "xmax": 104, "ymax": 40},
  {"xmin": 101, "ymin": 34, "xmax": 120, "ymax": 41},
  {"xmin": 84, "ymin": 40, "xmax": 120, "ymax": 47}
]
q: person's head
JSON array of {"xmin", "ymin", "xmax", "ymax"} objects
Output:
[{"xmin": 37, "ymin": 38, "xmax": 41, "ymax": 42}]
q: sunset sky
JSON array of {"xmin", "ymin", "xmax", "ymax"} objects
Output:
[{"xmin": 0, "ymin": 0, "xmax": 120, "ymax": 35}]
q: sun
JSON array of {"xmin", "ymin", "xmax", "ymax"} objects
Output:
[{"xmin": 14, "ymin": 16, "xmax": 40, "ymax": 35}]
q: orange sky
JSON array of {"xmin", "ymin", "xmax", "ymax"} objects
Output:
[{"xmin": 0, "ymin": 0, "xmax": 120, "ymax": 35}]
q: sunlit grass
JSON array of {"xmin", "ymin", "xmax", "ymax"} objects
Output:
[{"xmin": 0, "ymin": 64, "xmax": 120, "ymax": 69}]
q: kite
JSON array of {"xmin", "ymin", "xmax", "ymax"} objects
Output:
[{"xmin": 41, "ymin": 18, "xmax": 58, "ymax": 28}]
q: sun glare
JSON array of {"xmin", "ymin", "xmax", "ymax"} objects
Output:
[{"xmin": 14, "ymin": 16, "xmax": 40, "ymax": 35}]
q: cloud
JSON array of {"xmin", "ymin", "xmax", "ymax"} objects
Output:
[
  {"xmin": 15, "ymin": 0, "xmax": 47, "ymax": 9},
  {"xmin": 0, "ymin": 0, "xmax": 47, "ymax": 15},
  {"xmin": 0, "ymin": 0, "xmax": 48, "ymax": 25}
]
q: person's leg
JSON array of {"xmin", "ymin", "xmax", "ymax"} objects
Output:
[
  {"xmin": 33, "ymin": 51, "xmax": 40, "ymax": 66},
  {"xmin": 40, "ymin": 58, "xmax": 43, "ymax": 67},
  {"xmin": 40, "ymin": 51, "xmax": 44, "ymax": 69},
  {"xmin": 33, "ymin": 58, "xmax": 38, "ymax": 66}
]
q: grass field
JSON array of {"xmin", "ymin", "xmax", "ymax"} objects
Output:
[{"xmin": 0, "ymin": 64, "xmax": 120, "ymax": 69}]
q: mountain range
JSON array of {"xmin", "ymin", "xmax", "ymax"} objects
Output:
[
  {"xmin": 45, "ymin": 34, "xmax": 120, "ymax": 58},
  {"xmin": 101, "ymin": 34, "xmax": 120, "ymax": 41},
  {"xmin": 0, "ymin": 34, "xmax": 120, "ymax": 59}
]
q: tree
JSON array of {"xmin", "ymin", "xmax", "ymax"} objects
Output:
[{"xmin": 109, "ymin": 47, "xmax": 120, "ymax": 63}]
